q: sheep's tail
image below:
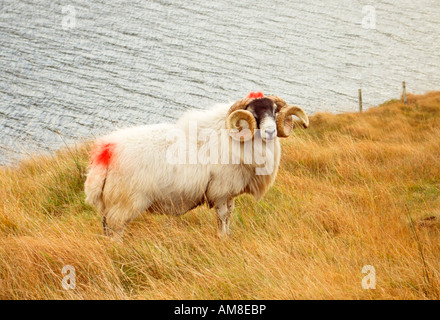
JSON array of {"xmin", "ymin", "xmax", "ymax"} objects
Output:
[
  {"xmin": 84, "ymin": 165, "xmax": 108, "ymax": 213},
  {"xmin": 84, "ymin": 142, "xmax": 115, "ymax": 214}
]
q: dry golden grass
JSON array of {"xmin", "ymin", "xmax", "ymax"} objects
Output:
[{"xmin": 1, "ymin": 92, "xmax": 440, "ymax": 300}]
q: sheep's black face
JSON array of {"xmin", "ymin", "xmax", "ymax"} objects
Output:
[{"xmin": 246, "ymin": 98, "xmax": 278, "ymax": 140}]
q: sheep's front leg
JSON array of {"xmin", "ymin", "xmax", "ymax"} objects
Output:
[{"xmin": 215, "ymin": 198, "xmax": 234, "ymax": 237}]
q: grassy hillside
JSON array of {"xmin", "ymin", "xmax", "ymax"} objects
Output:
[{"xmin": 1, "ymin": 92, "xmax": 440, "ymax": 299}]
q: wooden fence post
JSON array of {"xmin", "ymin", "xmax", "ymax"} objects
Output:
[
  {"xmin": 358, "ymin": 89, "xmax": 363, "ymax": 112},
  {"xmin": 402, "ymin": 81, "xmax": 407, "ymax": 105}
]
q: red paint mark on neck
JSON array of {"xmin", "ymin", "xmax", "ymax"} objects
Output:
[
  {"xmin": 246, "ymin": 91, "xmax": 264, "ymax": 99},
  {"xmin": 90, "ymin": 142, "xmax": 115, "ymax": 167}
]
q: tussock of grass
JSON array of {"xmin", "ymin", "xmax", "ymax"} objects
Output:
[{"xmin": 1, "ymin": 92, "xmax": 440, "ymax": 299}]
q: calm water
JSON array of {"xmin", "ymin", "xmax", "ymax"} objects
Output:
[{"xmin": 1, "ymin": 0, "xmax": 439, "ymax": 164}]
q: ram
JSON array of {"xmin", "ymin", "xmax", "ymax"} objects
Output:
[{"xmin": 84, "ymin": 92, "xmax": 309, "ymax": 241}]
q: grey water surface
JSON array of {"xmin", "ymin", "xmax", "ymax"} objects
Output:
[{"xmin": 1, "ymin": 0, "xmax": 439, "ymax": 164}]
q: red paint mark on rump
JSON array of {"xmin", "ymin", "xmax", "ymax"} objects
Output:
[{"xmin": 90, "ymin": 142, "xmax": 115, "ymax": 167}]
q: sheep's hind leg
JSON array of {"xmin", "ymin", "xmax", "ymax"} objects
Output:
[
  {"xmin": 102, "ymin": 216, "xmax": 125, "ymax": 243},
  {"xmin": 215, "ymin": 198, "xmax": 234, "ymax": 237},
  {"xmin": 103, "ymin": 199, "xmax": 152, "ymax": 243},
  {"xmin": 102, "ymin": 216, "xmax": 122, "ymax": 240},
  {"xmin": 102, "ymin": 216, "xmax": 110, "ymax": 236}
]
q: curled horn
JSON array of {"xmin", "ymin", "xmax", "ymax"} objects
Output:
[
  {"xmin": 225, "ymin": 97, "xmax": 257, "ymax": 142},
  {"xmin": 266, "ymin": 95, "xmax": 309, "ymax": 137}
]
